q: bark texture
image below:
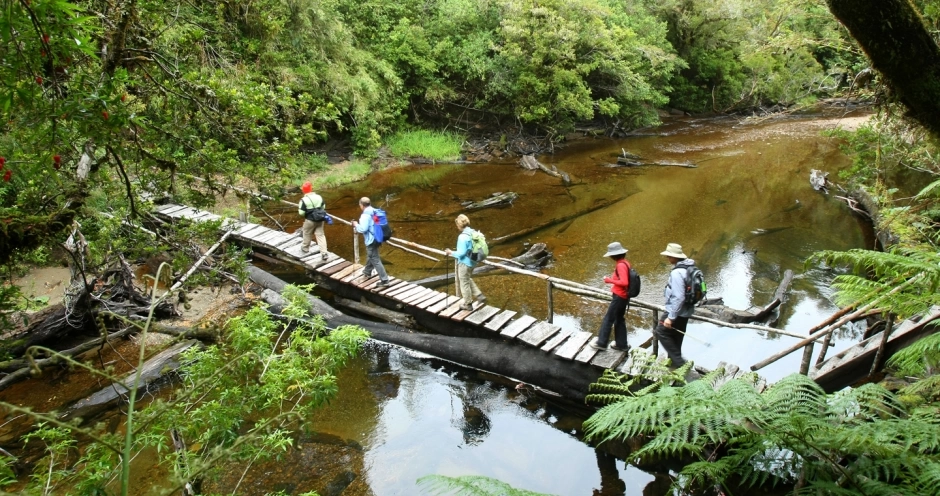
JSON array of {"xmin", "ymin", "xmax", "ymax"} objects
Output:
[{"xmin": 827, "ymin": 0, "xmax": 940, "ymax": 137}]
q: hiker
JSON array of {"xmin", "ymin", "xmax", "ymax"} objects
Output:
[
  {"xmin": 444, "ymin": 214, "xmax": 486, "ymax": 311},
  {"xmin": 297, "ymin": 181, "xmax": 329, "ymax": 260},
  {"xmin": 590, "ymin": 242, "xmax": 632, "ymax": 351},
  {"xmin": 352, "ymin": 197, "xmax": 390, "ymax": 288},
  {"xmin": 654, "ymin": 242, "xmax": 696, "ymax": 367}
]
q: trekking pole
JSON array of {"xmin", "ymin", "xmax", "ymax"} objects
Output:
[
  {"xmin": 665, "ymin": 325, "xmax": 713, "ymax": 348},
  {"xmin": 444, "ymin": 255, "xmax": 450, "ymax": 305},
  {"xmin": 353, "ymin": 227, "xmax": 359, "ymax": 265}
]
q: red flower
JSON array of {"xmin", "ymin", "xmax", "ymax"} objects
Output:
[
  {"xmin": 102, "ymin": 110, "xmax": 109, "ymax": 120},
  {"xmin": 0, "ymin": 157, "xmax": 5, "ymax": 167},
  {"xmin": 35, "ymin": 76, "xmax": 43, "ymax": 85},
  {"xmin": 3, "ymin": 170, "xmax": 10, "ymax": 182},
  {"xmin": 42, "ymin": 34, "xmax": 49, "ymax": 44},
  {"xmin": 53, "ymin": 155, "xmax": 61, "ymax": 164},
  {"xmin": 121, "ymin": 94, "xmax": 127, "ymax": 102}
]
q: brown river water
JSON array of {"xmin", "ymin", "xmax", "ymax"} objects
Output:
[{"xmin": 236, "ymin": 111, "xmax": 872, "ymax": 495}]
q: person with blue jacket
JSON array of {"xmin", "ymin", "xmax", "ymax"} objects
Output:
[
  {"xmin": 352, "ymin": 197, "xmax": 390, "ymax": 288},
  {"xmin": 444, "ymin": 214, "xmax": 486, "ymax": 311},
  {"xmin": 654, "ymin": 243, "xmax": 697, "ymax": 367}
]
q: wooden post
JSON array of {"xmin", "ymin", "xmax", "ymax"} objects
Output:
[
  {"xmin": 869, "ymin": 315, "xmax": 895, "ymax": 377},
  {"xmin": 652, "ymin": 309, "xmax": 659, "ymax": 357},
  {"xmin": 814, "ymin": 331, "xmax": 834, "ymax": 368},
  {"xmin": 546, "ymin": 281, "xmax": 554, "ymax": 323},
  {"xmin": 353, "ymin": 228, "xmax": 360, "ymax": 265},
  {"xmin": 799, "ymin": 342, "xmax": 815, "ymax": 375}
]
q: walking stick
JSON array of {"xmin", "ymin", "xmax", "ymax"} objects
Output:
[{"xmin": 444, "ymin": 255, "xmax": 450, "ymax": 305}]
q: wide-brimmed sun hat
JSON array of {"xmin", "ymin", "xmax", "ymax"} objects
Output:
[
  {"xmin": 660, "ymin": 243, "xmax": 688, "ymax": 259},
  {"xmin": 602, "ymin": 241, "xmax": 628, "ymax": 258}
]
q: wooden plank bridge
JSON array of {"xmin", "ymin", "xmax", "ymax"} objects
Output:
[{"xmin": 153, "ymin": 202, "xmax": 723, "ymax": 381}]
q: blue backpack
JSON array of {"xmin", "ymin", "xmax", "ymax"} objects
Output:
[{"xmin": 371, "ymin": 208, "xmax": 392, "ymax": 243}]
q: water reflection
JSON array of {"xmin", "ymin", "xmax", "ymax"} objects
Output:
[{"xmin": 303, "ymin": 345, "xmax": 663, "ymax": 495}]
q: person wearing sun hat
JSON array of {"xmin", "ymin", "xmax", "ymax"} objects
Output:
[
  {"xmin": 297, "ymin": 181, "xmax": 329, "ymax": 260},
  {"xmin": 654, "ymin": 242, "xmax": 696, "ymax": 367},
  {"xmin": 589, "ymin": 241, "xmax": 633, "ymax": 351}
]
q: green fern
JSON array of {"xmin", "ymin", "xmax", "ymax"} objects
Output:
[
  {"xmin": 583, "ymin": 371, "xmax": 940, "ymax": 494},
  {"xmin": 416, "ymin": 475, "xmax": 555, "ymax": 496}
]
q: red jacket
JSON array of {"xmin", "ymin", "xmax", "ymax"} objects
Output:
[{"xmin": 604, "ymin": 259, "xmax": 631, "ymax": 299}]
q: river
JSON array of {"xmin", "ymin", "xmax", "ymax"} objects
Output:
[{"xmin": 227, "ymin": 111, "xmax": 871, "ymax": 495}]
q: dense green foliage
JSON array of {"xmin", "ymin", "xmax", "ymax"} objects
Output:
[
  {"xmin": 386, "ymin": 130, "xmax": 463, "ymax": 161},
  {"xmin": 584, "ymin": 366, "xmax": 940, "ymax": 495},
  {"xmin": 1, "ymin": 283, "xmax": 368, "ymax": 494}
]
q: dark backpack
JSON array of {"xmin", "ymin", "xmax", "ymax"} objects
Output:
[
  {"xmin": 371, "ymin": 208, "xmax": 392, "ymax": 243},
  {"xmin": 683, "ymin": 265, "xmax": 707, "ymax": 305},
  {"xmin": 301, "ymin": 196, "xmax": 327, "ymax": 222},
  {"xmin": 626, "ymin": 261, "xmax": 641, "ymax": 298}
]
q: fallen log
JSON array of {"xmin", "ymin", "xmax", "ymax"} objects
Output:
[
  {"xmin": 60, "ymin": 340, "xmax": 200, "ymax": 421},
  {"xmin": 255, "ymin": 268, "xmax": 602, "ymax": 401},
  {"xmin": 333, "ymin": 297, "xmax": 415, "ymax": 327},
  {"xmin": 410, "ymin": 243, "xmax": 552, "ymax": 288},
  {"xmin": 463, "ymin": 192, "xmax": 519, "ymax": 210},
  {"xmin": 520, "ymin": 155, "xmax": 571, "ymax": 185},
  {"xmin": 608, "ymin": 158, "xmax": 696, "ymax": 168},
  {"xmin": 490, "ymin": 195, "xmax": 629, "ymax": 245}
]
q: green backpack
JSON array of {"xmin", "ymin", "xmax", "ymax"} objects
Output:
[{"xmin": 469, "ymin": 229, "xmax": 489, "ymax": 262}]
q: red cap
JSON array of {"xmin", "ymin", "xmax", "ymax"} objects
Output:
[{"xmin": 301, "ymin": 181, "xmax": 312, "ymax": 193}]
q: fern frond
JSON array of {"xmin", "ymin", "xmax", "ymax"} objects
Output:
[
  {"xmin": 583, "ymin": 393, "xmax": 631, "ymax": 406},
  {"xmin": 888, "ymin": 331, "xmax": 940, "ymax": 376}
]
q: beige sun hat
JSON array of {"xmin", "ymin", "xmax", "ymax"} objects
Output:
[
  {"xmin": 602, "ymin": 241, "xmax": 628, "ymax": 258},
  {"xmin": 660, "ymin": 243, "xmax": 688, "ymax": 259}
]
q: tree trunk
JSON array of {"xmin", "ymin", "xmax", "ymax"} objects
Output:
[{"xmin": 827, "ymin": 0, "xmax": 940, "ymax": 137}]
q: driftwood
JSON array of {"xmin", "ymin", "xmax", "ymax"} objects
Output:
[
  {"xmin": 695, "ymin": 269, "xmax": 795, "ymax": 324},
  {"xmin": 490, "ymin": 195, "xmax": 630, "ymax": 245},
  {"xmin": 463, "ymin": 192, "xmax": 519, "ymax": 210},
  {"xmin": 60, "ymin": 340, "xmax": 200, "ymax": 421},
  {"xmin": 410, "ymin": 243, "xmax": 552, "ymax": 288},
  {"xmin": 810, "ymin": 169, "xmax": 830, "ymax": 192},
  {"xmin": 333, "ymin": 297, "xmax": 415, "ymax": 327},
  {"xmin": 520, "ymin": 155, "xmax": 571, "ymax": 185},
  {"xmin": 610, "ymin": 157, "xmax": 696, "ymax": 168}
]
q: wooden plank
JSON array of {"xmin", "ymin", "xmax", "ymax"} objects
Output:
[
  {"xmin": 617, "ymin": 353, "xmax": 635, "ymax": 375},
  {"xmin": 365, "ymin": 277, "xmax": 398, "ymax": 291},
  {"xmin": 574, "ymin": 344, "xmax": 599, "ymax": 364},
  {"xmin": 254, "ymin": 230, "xmax": 286, "ymax": 245},
  {"xmin": 331, "ymin": 264, "xmax": 361, "ymax": 281},
  {"xmin": 464, "ymin": 306, "xmax": 501, "ymax": 325},
  {"xmin": 167, "ymin": 207, "xmax": 200, "ymax": 219},
  {"xmin": 314, "ymin": 258, "xmax": 346, "ymax": 272},
  {"xmin": 262, "ymin": 232, "xmax": 294, "ymax": 248},
  {"xmin": 283, "ymin": 244, "xmax": 312, "ymax": 259},
  {"xmin": 416, "ymin": 292, "xmax": 447, "ymax": 310},
  {"xmin": 438, "ymin": 300, "xmax": 466, "ymax": 318},
  {"xmin": 425, "ymin": 296, "xmax": 455, "ymax": 314},
  {"xmin": 242, "ymin": 227, "xmax": 275, "ymax": 242},
  {"xmin": 554, "ymin": 331, "xmax": 593, "ymax": 360},
  {"xmin": 274, "ymin": 235, "xmax": 302, "ymax": 249},
  {"xmin": 405, "ymin": 289, "xmax": 439, "ymax": 306},
  {"xmin": 189, "ymin": 211, "xmax": 215, "ymax": 221},
  {"xmin": 590, "ymin": 349, "xmax": 627, "ymax": 369},
  {"xmin": 395, "ymin": 286, "xmax": 429, "ymax": 303},
  {"xmin": 451, "ymin": 302, "xmax": 484, "ymax": 322},
  {"xmin": 518, "ymin": 322, "xmax": 561, "ymax": 347},
  {"xmin": 484, "ymin": 310, "xmax": 517, "ymax": 332},
  {"xmin": 401, "ymin": 288, "xmax": 434, "ymax": 305},
  {"xmin": 320, "ymin": 261, "xmax": 351, "ymax": 276},
  {"xmin": 384, "ymin": 284, "xmax": 418, "ymax": 298},
  {"xmin": 343, "ymin": 270, "xmax": 372, "ymax": 285},
  {"xmin": 355, "ymin": 276, "xmax": 381, "ymax": 289},
  {"xmin": 234, "ymin": 224, "xmax": 265, "ymax": 236},
  {"xmin": 500, "ymin": 315, "xmax": 537, "ymax": 339},
  {"xmin": 378, "ymin": 280, "xmax": 409, "ymax": 295},
  {"xmin": 305, "ymin": 254, "xmax": 339, "ymax": 270},
  {"xmin": 155, "ymin": 204, "xmax": 184, "ymax": 214},
  {"xmin": 541, "ymin": 328, "xmax": 572, "ymax": 352}
]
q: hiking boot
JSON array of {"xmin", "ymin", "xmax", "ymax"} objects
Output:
[
  {"xmin": 610, "ymin": 344, "xmax": 629, "ymax": 352},
  {"xmin": 475, "ymin": 294, "xmax": 487, "ymax": 304},
  {"xmin": 375, "ymin": 280, "xmax": 391, "ymax": 289},
  {"xmin": 459, "ymin": 303, "xmax": 473, "ymax": 311},
  {"xmin": 321, "ymin": 252, "xmax": 329, "ymax": 261},
  {"xmin": 588, "ymin": 338, "xmax": 607, "ymax": 350},
  {"xmin": 301, "ymin": 246, "xmax": 310, "ymax": 253},
  {"xmin": 361, "ymin": 270, "xmax": 374, "ymax": 279}
]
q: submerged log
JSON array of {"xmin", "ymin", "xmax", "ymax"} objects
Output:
[
  {"xmin": 491, "ymin": 195, "xmax": 630, "ymax": 245},
  {"xmin": 463, "ymin": 192, "xmax": 519, "ymax": 210},
  {"xmin": 60, "ymin": 340, "xmax": 200, "ymax": 421},
  {"xmin": 609, "ymin": 157, "xmax": 696, "ymax": 168},
  {"xmin": 410, "ymin": 243, "xmax": 552, "ymax": 288},
  {"xmin": 520, "ymin": 155, "xmax": 571, "ymax": 185}
]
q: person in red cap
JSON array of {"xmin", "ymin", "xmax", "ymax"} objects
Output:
[{"xmin": 297, "ymin": 181, "xmax": 329, "ymax": 260}]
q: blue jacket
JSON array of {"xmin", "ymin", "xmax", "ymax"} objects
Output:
[
  {"xmin": 449, "ymin": 227, "xmax": 475, "ymax": 267},
  {"xmin": 664, "ymin": 258, "xmax": 696, "ymax": 319},
  {"xmin": 355, "ymin": 206, "xmax": 376, "ymax": 245}
]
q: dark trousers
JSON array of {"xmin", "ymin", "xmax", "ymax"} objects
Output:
[
  {"xmin": 597, "ymin": 295, "xmax": 629, "ymax": 348},
  {"xmin": 363, "ymin": 242, "xmax": 388, "ymax": 283},
  {"xmin": 653, "ymin": 316, "xmax": 689, "ymax": 367}
]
